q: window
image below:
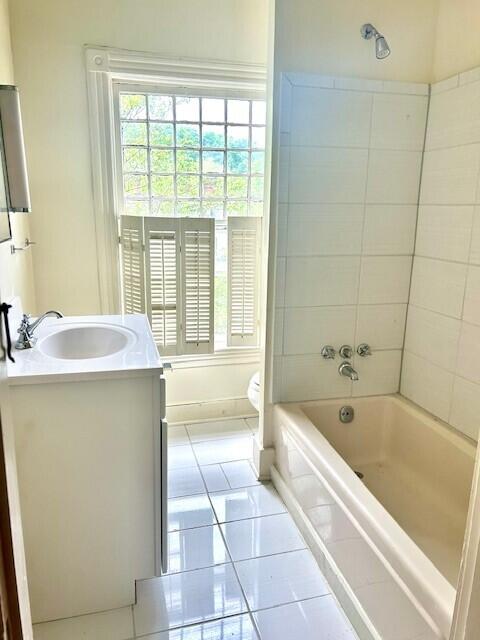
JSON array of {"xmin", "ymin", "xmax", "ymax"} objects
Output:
[{"xmin": 116, "ymin": 88, "xmax": 265, "ymax": 355}]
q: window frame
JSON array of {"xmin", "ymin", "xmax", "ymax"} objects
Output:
[
  {"xmin": 113, "ymin": 83, "xmax": 265, "ymax": 353},
  {"xmin": 85, "ymin": 46, "xmax": 266, "ymax": 361}
]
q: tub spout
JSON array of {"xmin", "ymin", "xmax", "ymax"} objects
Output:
[{"xmin": 338, "ymin": 361, "xmax": 359, "ymax": 381}]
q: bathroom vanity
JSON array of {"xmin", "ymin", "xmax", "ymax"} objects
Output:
[{"xmin": 7, "ymin": 314, "xmax": 166, "ymax": 624}]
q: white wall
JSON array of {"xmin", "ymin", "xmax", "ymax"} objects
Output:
[
  {"xmin": 402, "ymin": 68, "xmax": 480, "ymax": 441},
  {"xmin": 9, "ymin": 0, "xmax": 268, "ymax": 315},
  {"xmin": 274, "ymin": 0, "xmax": 439, "ymax": 83},
  {"xmin": 0, "ymin": 0, "xmax": 35, "ymax": 311},
  {"xmin": 272, "ymin": 73, "xmax": 428, "ymax": 403},
  {"xmin": 433, "ymin": 0, "xmax": 480, "ymax": 82},
  {"xmin": 9, "ymin": 0, "xmax": 267, "ymax": 415}
]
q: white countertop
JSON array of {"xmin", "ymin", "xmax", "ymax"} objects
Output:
[{"xmin": 7, "ymin": 314, "xmax": 163, "ymax": 385}]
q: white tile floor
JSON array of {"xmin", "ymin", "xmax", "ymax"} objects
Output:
[{"xmin": 33, "ymin": 416, "xmax": 358, "ymax": 640}]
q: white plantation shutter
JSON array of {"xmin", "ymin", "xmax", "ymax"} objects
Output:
[
  {"xmin": 120, "ymin": 215, "xmax": 145, "ymax": 314},
  {"xmin": 181, "ymin": 218, "xmax": 215, "ymax": 354},
  {"xmin": 227, "ymin": 217, "xmax": 261, "ymax": 347},
  {"xmin": 144, "ymin": 217, "xmax": 181, "ymax": 356}
]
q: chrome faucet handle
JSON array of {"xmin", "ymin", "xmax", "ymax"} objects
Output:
[
  {"xmin": 357, "ymin": 343, "xmax": 372, "ymax": 357},
  {"xmin": 339, "ymin": 345, "xmax": 353, "ymax": 359},
  {"xmin": 321, "ymin": 345, "xmax": 336, "ymax": 360}
]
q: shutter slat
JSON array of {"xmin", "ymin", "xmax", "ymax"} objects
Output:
[
  {"xmin": 181, "ymin": 218, "xmax": 215, "ymax": 354},
  {"xmin": 120, "ymin": 216, "xmax": 145, "ymax": 315},
  {"xmin": 145, "ymin": 217, "xmax": 181, "ymax": 356},
  {"xmin": 227, "ymin": 217, "xmax": 261, "ymax": 347}
]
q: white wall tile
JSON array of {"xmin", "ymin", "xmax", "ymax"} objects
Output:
[
  {"xmin": 404, "ymin": 306, "xmax": 461, "ymax": 372},
  {"xmin": 430, "ymin": 75, "xmax": 459, "ymax": 95},
  {"xmin": 285, "ymin": 257, "xmax": 360, "ymax": 307},
  {"xmin": 289, "ymin": 147, "xmax": 368, "ymax": 204},
  {"xmin": 278, "ymin": 157, "xmax": 289, "ymax": 204},
  {"xmin": 291, "ymin": 87, "xmax": 372, "ymax": 148},
  {"xmin": 415, "ymin": 205, "xmax": 474, "ymax": 262},
  {"xmin": 362, "ymin": 205, "xmax": 417, "ymax": 255},
  {"xmin": 286, "ymin": 72, "xmax": 335, "ymax": 89},
  {"xmin": 420, "ymin": 145, "xmax": 480, "ymax": 205},
  {"xmin": 277, "ymin": 204, "xmax": 288, "ymax": 258},
  {"xmin": 274, "ymin": 308, "xmax": 285, "ymax": 356},
  {"xmin": 281, "ymin": 355, "xmax": 351, "ymax": 402},
  {"xmin": 283, "ymin": 306, "xmax": 356, "ymax": 355},
  {"xmin": 382, "ymin": 81, "xmax": 429, "ymax": 96},
  {"xmin": 426, "ymin": 80, "xmax": 480, "ymax": 150},
  {"xmin": 287, "ymin": 204, "xmax": 364, "ymax": 256},
  {"xmin": 275, "ymin": 257, "xmax": 286, "ymax": 308},
  {"xmin": 456, "ymin": 322, "xmax": 480, "ymax": 385},
  {"xmin": 401, "ymin": 352, "xmax": 454, "ymax": 422},
  {"xmin": 366, "ymin": 150, "xmax": 422, "ymax": 204},
  {"xmin": 370, "ymin": 94, "xmax": 428, "ymax": 151},
  {"xmin": 352, "ymin": 350, "xmax": 402, "ymax": 397},
  {"xmin": 359, "ymin": 256, "xmax": 412, "ymax": 304},
  {"xmin": 355, "ymin": 304, "xmax": 407, "ymax": 350},
  {"xmin": 409, "ymin": 257, "xmax": 468, "ymax": 318},
  {"xmin": 280, "ymin": 76, "xmax": 293, "ymax": 134},
  {"xmin": 450, "ymin": 376, "xmax": 480, "ymax": 440},
  {"xmin": 469, "ymin": 206, "xmax": 480, "ymax": 264},
  {"xmin": 463, "ymin": 266, "xmax": 480, "ymax": 326},
  {"xmin": 459, "ymin": 67, "xmax": 480, "ymax": 86},
  {"xmin": 334, "ymin": 77, "xmax": 383, "ymax": 92}
]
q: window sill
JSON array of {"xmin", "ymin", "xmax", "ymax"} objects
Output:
[{"xmin": 166, "ymin": 348, "xmax": 261, "ymax": 370}]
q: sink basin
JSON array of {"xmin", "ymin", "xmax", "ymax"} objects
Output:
[{"xmin": 37, "ymin": 324, "xmax": 137, "ymax": 360}]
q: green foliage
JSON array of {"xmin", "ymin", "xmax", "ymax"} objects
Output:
[
  {"xmin": 176, "ymin": 150, "xmax": 199, "ymax": 173},
  {"xmin": 148, "ymin": 95, "xmax": 173, "ymax": 120},
  {"xmin": 214, "ymin": 273, "xmax": 227, "ymax": 338},
  {"xmin": 123, "ymin": 147, "xmax": 147, "ymax": 172},
  {"xmin": 251, "ymin": 177, "xmax": 264, "ymax": 200},
  {"xmin": 151, "ymin": 149, "xmax": 174, "ymax": 173},
  {"xmin": 120, "ymin": 94, "xmax": 146, "ymax": 119},
  {"xmin": 203, "ymin": 151, "xmax": 224, "ymax": 173},
  {"xmin": 227, "ymin": 151, "xmax": 248, "ymax": 174},
  {"xmin": 202, "ymin": 127, "xmax": 224, "ymax": 148},
  {"xmin": 203, "ymin": 177, "xmax": 224, "ymax": 198},
  {"xmin": 227, "ymin": 176, "xmax": 248, "ymax": 198},
  {"xmin": 121, "ymin": 122, "xmax": 147, "ymax": 145},
  {"xmin": 150, "ymin": 123, "xmax": 174, "ymax": 146},
  {"xmin": 176, "ymin": 125, "xmax": 200, "ymax": 147},
  {"xmin": 151, "ymin": 175, "xmax": 174, "ymax": 197},
  {"xmin": 177, "ymin": 175, "xmax": 199, "ymax": 198},
  {"xmin": 123, "ymin": 174, "xmax": 148, "ymax": 196},
  {"xmin": 177, "ymin": 201, "xmax": 201, "ymax": 217}
]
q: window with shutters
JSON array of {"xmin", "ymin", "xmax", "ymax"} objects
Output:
[{"xmin": 115, "ymin": 85, "xmax": 264, "ymax": 356}]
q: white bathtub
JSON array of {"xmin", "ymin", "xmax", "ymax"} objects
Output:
[{"xmin": 273, "ymin": 394, "xmax": 476, "ymax": 640}]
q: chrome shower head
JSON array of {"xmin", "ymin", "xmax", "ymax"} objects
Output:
[{"xmin": 361, "ymin": 23, "xmax": 391, "ymax": 60}]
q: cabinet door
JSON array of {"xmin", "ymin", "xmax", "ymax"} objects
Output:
[
  {"xmin": 160, "ymin": 419, "xmax": 168, "ymax": 574},
  {"xmin": 0, "ymin": 305, "xmax": 33, "ymax": 638}
]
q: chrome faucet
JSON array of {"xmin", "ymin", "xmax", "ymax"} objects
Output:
[
  {"xmin": 15, "ymin": 310, "xmax": 63, "ymax": 350},
  {"xmin": 338, "ymin": 361, "xmax": 359, "ymax": 381}
]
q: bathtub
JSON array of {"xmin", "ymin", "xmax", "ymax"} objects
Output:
[{"xmin": 272, "ymin": 394, "xmax": 476, "ymax": 640}]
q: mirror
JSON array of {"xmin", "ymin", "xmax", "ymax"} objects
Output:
[{"xmin": 0, "ymin": 124, "xmax": 11, "ymax": 243}]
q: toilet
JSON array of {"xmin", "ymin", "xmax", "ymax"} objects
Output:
[{"xmin": 247, "ymin": 371, "xmax": 260, "ymax": 412}]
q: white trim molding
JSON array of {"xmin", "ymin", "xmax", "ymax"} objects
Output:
[{"xmin": 84, "ymin": 45, "xmax": 267, "ymax": 314}]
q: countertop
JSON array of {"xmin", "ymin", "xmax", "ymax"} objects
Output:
[{"xmin": 7, "ymin": 313, "xmax": 163, "ymax": 385}]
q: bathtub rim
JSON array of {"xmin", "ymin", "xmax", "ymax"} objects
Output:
[{"xmin": 273, "ymin": 393, "xmax": 470, "ymax": 639}]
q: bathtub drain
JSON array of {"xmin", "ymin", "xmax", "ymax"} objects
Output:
[{"xmin": 355, "ymin": 471, "xmax": 364, "ymax": 480}]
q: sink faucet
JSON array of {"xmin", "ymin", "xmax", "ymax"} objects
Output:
[
  {"xmin": 15, "ymin": 311, "xmax": 63, "ymax": 350},
  {"xmin": 338, "ymin": 361, "xmax": 359, "ymax": 381}
]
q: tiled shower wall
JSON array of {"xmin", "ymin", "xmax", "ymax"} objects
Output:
[
  {"xmin": 273, "ymin": 73, "xmax": 428, "ymax": 402},
  {"xmin": 402, "ymin": 67, "xmax": 480, "ymax": 441}
]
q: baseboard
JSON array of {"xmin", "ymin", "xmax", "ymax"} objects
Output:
[
  {"xmin": 166, "ymin": 397, "xmax": 256, "ymax": 425},
  {"xmin": 252, "ymin": 438, "xmax": 275, "ymax": 480},
  {"xmin": 270, "ymin": 465, "xmax": 378, "ymax": 640}
]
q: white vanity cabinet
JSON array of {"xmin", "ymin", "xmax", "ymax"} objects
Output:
[{"xmin": 7, "ymin": 315, "xmax": 166, "ymax": 624}]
